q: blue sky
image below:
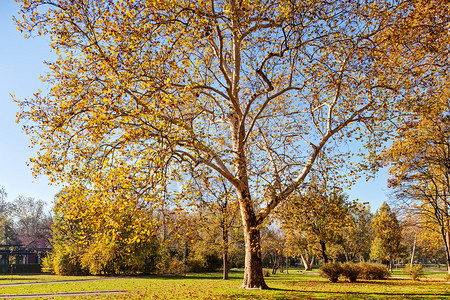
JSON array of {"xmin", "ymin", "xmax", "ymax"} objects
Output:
[{"xmin": 0, "ymin": 2, "xmax": 389, "ymax": 212}]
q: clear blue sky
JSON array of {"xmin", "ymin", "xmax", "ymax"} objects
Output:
[{"xmin": 0, "ymin": 1, "xmax": 388, "ymax": 212}]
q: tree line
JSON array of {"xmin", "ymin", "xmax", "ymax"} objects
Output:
[{"xmin": 40, "ymin": 181, "xmax": 448, "ymax": 277}]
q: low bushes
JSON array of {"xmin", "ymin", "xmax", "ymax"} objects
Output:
[
  {"xmin": 341, "ymin": 263, "xmax": 361, "ymax": 282},
  {"xmin": 359, "ymin": 263, "xmax": 390, "ymax": 280},
  {"xmin": 320, "ymin": 263, "xmax": 342, "ymax": 283},
  {"xmin": 320, "ymin": 262, "xmax": 390, "ymax": 283}
]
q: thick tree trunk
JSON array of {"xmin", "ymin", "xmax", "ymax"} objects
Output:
[
  {"xmin": 240, "ymin": 224, "xmax": 268, "ymax": 289},
  {"xmin": 231, "ymin": 113, "xmax": 267, "ymax": 289}
]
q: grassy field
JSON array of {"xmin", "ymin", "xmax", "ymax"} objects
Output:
[{"xmin": 0, "ymin": 269, "xmax": 449, "ymax": 299}]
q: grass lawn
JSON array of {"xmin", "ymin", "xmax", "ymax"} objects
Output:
[{"xmin": 0, "ymin": 269, "xmax": 449, "ymax": 299}]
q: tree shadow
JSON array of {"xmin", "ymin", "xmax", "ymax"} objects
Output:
[
  {"xmin": 300, "ymin": 290, "xmax": 450, "ymax": 298},
  {"xmin": 0, "ymin": 277, "xmax": 38, "ymax": 282}
]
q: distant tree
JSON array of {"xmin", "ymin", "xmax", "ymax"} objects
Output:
[
  {"xmin": 280, "ymin": 179, "xmax": 352, "ymax": 264},
  {"xmin": 401, "ymin": 216, "xmax": 446, "ymax": 267},
  {"xmin": 183, "ymin": 171, "xmax": 241, "ymax": 280},
  {"xmin": 370, "ymin": 202, "xmax": 404, "ymax": 270},
  {"xmin": 0, "ymin": 187, "xmax": 16, "ymax": 245},
  {"xmin": 44, "ymin": 188, "xmax": 160, "ymax": 275},
  {"xmin": 285, "ymin": 231, "xmax": 315, "ymax": 271},
  {"xmin": 261, "ymin": 226, "xmax": 285, "ymax": 274},
  {"xmin": 10, "ymin": 196, "xmax": 52, "ymax": 245},
  {"xmin": 340, "ymin": 203, "xmax": 374, "ymax": 262}
]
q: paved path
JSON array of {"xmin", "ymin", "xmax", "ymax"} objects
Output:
[
  {"xmin": 0, "ymin": 278, "xmax": 128, "ymax": 298},
  {"xmin": 0, "ymin": 290, "xmax": 127, "ymax": 298},
  {"xmin": 0, "ymin": 277, "xmax": 125, "ymax": 287}
]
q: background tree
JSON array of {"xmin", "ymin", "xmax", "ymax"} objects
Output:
[
  {"xmin": 261, "ymin": 226, "xmax": 285, "ymax": 274},
  {"xmin": 340, "ymin": 203, "xmax": 374, "ymax": 262},
  {"xmin": 10, "ymin": 196, "xmax": 52, "ymax": 245},
  {"xmin": 285, "ymin": 231, "xmax": 315, "ymax": 271},
  {"xmin": 183, "ymin": 171, "xmax": 241, "ymax": 280},
  {"xmin": 0, "ymin": 187, "xmax": 16, "ymax": 245},
  {"xmin": 15, "ymin": 0, "xmax": 450, "ymax": 289},
  {"xmin": 280, "ymin": 177, "xmax": 352, "ymax": 264},
  {"xmin": 370, "ymin": 202, "xmax": 404, "ymax": 270},
  {"xmin": 386, "ymin": 99, "xmax": 450, "ymax": 272},
  {"xmin": 44, "ymin": 187, "xmax": 161, "ymax": 275}
]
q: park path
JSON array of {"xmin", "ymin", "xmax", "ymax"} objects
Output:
[
  {"xmin": 0, "ymin": 278, "xmax": 128, "ymax": 298},
  {"xmin": 0, "ymin": 290, "xmax": 127, "ymax": 298},
  {"xmin": 0, "ymin": 277, "xmax": 125, "ymax": 287}
]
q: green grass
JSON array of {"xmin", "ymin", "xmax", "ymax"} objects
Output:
[{"xmin": 0, "ymin": 269, "xmax": 449, "ymax": 299}]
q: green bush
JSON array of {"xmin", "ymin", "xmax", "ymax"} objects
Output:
[
  {"xmin": 320, "ymin": 263, "xmax": 343, "ymax": 283},
  {"xmin": 404, "ymin": 264, "xmax": 424, "ymax": 281},
  {"xmin": 341, "ymin": 263, "xmax": 361, "ymax": 282},
  {"xmin": 359, "ymin": 262, "xmax": 390, "ymax": 280},
  {"xmin": 187, "ymin": 255, "xmax": 206, "ymax": 273}
]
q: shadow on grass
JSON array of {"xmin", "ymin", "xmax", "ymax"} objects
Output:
[
  {"xmin": 134, "ymin": 274, "xmax": 244, "ymax": 281},
  {"xmin": 287, "ymin": 290, "xmax": 450, "ymax": 299},
  {"xmin": 0, "ymin": 277, "xmax": 38, "ymax": 281}
]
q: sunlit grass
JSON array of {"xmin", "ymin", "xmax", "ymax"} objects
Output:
[{"xmin": 0, "ymin": 269, "xmax": 449, "ymax": 299}]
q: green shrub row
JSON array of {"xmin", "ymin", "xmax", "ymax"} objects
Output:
[{"xmin": 320, "ymin": 262, "xmax": 390, "ymax": 283}]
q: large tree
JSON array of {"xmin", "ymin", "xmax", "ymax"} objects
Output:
[{"xmin": 15, "ymin": 0, "xmax": 450, "ymax": 288}]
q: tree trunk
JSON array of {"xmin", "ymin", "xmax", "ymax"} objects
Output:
[
  {"xmin": 410, "ymin": 235, "xmax": 417, "ymax": 268},
  {"xmin": 232, "ymin": 115, "xmax": 267, "ymax": 289},
  {"xmin": 300, "ymin": 254, "xmax": 309, "ymax": 271},
  {"xmin": 240, "ymin": 223, "xmax": 268, "ymax": 289},
  {"xmin": 222, "ymin": 220, "xmax": 229, "ymax": 280},
  {"xmin": 319, "ymin": 240, "xmax": 328, "ymax": 264},
  {"xmin": 223, "ymin": 251, "xmax": 229, "ymax": 280},
  {"xmin": 444, "ymin": 230, "xmax": 450, "ymax": 274},
  {"xmin": 272, "ymin": 257, "xmax": 279, "ymax": 275}
]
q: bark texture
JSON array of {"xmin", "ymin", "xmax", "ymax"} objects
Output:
[{"xmin": 240, "ymin": 225, "xmax": 268, "ymax": 289}]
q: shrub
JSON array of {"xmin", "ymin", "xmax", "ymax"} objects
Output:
[
  {"xmin": 187, "ymin": 256, "xmax": 206, "ymax": 273},
  {"xmin": 263, "ymin": 268, "xmax": 271, "ymax": 277},
  {"xmin": 320, "ymin": 263, "xmax": 343, "ymax": 282},
  {"xmin": 41, "ymin": 255, "xmax": 54, "ymax": 274},
  {"xmin": 404, "ymin": 264, "xmax": 424, "ymax": 281},
  {"xmin": 341, "ymin": 263, "xmax": 361, "ymax": 282},
  {"xmin": 359, "ymin": 262, "xmax": 390, "ymax": 280},
  {"xmin": 46, "ymin": 244, "xmax": 87, "ymax": 275}
]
